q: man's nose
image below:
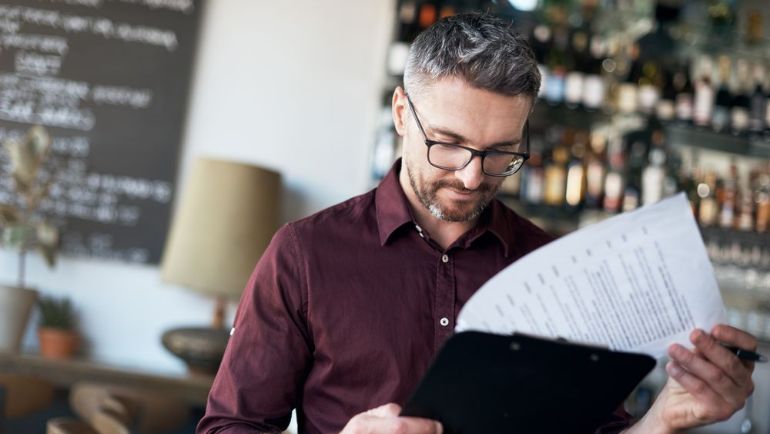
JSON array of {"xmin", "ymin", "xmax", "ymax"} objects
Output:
[{"xmin": 454, "ymin": 156, "xmax": 484, "ymax": 190}]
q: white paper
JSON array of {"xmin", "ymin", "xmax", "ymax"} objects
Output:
[{"xmin": 457, "ymin": 193, "xmax": 726, "ymax": 359}]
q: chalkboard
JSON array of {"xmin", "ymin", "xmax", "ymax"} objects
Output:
[{"xmin": 0, "ymin": 0, "xmax": 205, "ymax": 264}]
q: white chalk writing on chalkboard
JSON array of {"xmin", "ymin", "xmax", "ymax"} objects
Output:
[{"xmin": 0, "ymin": 0, "xmax": 203, "ymax": 264}]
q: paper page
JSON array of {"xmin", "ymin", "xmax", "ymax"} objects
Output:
[{"xmin": 457, "ymin": 193, "xmax": 726, "ymax": 358}]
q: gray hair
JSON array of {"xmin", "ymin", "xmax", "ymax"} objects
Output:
[{"xmin": 404, "ymin": 13, "xmax": 541, "ymax": 99}]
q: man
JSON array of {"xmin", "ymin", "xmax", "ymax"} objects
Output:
[{"xmin": 198, "ymin": 13, "xmax": 756, "ymax": 434}]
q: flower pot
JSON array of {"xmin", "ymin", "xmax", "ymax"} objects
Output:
[
  {"xmin": 38, "ymin": 327, "xmax": 80, "ymax": 360},
  {"xmin": 0, "ymin": 285, "xmax": 38, "ymax": 352}
]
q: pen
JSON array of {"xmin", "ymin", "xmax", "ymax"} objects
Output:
[{"xmin": 720, "ymin": 344, "xmax": 768, "ymax": 363}]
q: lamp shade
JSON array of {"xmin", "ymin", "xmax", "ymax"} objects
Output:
[{"xmin": 160, "ymin": 157, "xmax": 281, "ymax": 300}]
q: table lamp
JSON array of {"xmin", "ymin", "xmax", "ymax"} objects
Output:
[{"xmin": 160, "ymin": 157, "xmax": 281, "ymax": 374}]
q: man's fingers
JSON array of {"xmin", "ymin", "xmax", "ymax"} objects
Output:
[
  {"xmin": 689, "ymin": 330, "xmax": 753, "ymax": 390},
  {"xmin": 669, "ymin": 342, "xmax": 741, "ymax": 394},
  {"xmin": 711, "ymin": 324, "xmax": 758, "ymax": 352},
  {"xmin": 355, "ymin": 403, "xmax": 443, "ymax": 434}
]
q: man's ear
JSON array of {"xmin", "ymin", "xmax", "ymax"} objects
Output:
[{"xmin": 392, "ymin": 86, "xmax": 408, "ymax": 136}]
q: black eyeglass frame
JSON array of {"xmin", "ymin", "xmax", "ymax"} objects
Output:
[{"xmin": 405, "ymin": 93, "xmax": 530, "ymax": 177}]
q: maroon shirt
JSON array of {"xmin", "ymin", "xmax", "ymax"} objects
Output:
[{"xmin": 198, "ymin": 160, "xmax": 632, "ymax": 434}]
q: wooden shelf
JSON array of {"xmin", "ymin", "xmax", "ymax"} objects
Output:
[{"xmin": 0, "ymin": 352, "xmax": 213, "ymax": 407}]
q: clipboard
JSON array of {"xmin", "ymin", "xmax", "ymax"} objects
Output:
[{"xmin": 401, "ymin": 331, "xmax": 656, "ymax": 434}]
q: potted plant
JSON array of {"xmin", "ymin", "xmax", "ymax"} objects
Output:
[
  {"xmin": 37, "ymin": 295, "xmax": 79, "ymax": 359},
  {"xmin": 0, "ymin": 126, "xmax": 60, "ymax": 352}
]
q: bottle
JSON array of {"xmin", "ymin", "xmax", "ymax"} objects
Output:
[
  {"xmin": 655, "ymin": 68, "xmax": 676, "ymax": 121},
  {"xmin": 736, "ymin": 178, "xmax": 754, "ymax": 231},
  {"xmin": 585, "ymin": 131, "xmax": 606, "ymax": 208},
  {"xmin": 417, "ymin": 2, "xmax": 437, "ymax": 30},
  {"xmin": 749, "ymin": 63, "xmax": 767, "ymax": 133},
  {"xmin": 530, "ymin": 24, "xmax": 552, "ymax": 100},
  {"xmin": 522, "ymin": 150, "xmax": 544, "ymax": 204},
  {"xmin": 564, "ymin": 29, "xmax": 588, "ymax": 108},
  {"xmin": 544, "ymin": 145, "xmax": 568, "ymax": 206},
  {"xmin": 642, "ymin": 148, "xmax": 666, "ymax": 206},
  {"xmin": 565, "ymin": 131, "xmax": 587, "ymax": 208},
  {"xmin": 674, "ymin": 61, "xmax": 694, "ymax": 123},
  {"xmin": 719, "ymin": 161, "xmax": 738, "ymax": 228},
  {"xmin": 582, "ymin": 34, "xmax": 607, "ymax": 110},
  {"xmin": 637, "ymin": 60, "xmax": 662, "ymax": 115},
  {"xmin": 544, "ymin": 27, "xmax": 568, "ymax": 105},
  {"xmin": 617, "ymin": 43, "xmax": 640, "ymax": 114},
  {"xmin": 730, "ymin": 59, "xmax": 751, "ymax": 135},
  {"xmin": 755, "ymin": 170, "xmax": 770, "ymax": 232},
  {"xmin": 693, "ymin": 55, "xmax": 715, "ymax": 127},
  {"xmin": 623, "ymin": 136, "xmax": 647, "ymax": 212},
  {"xmin": 603, "ymin": 136, "xmax": 625, "ymax": 213},
  {"xmin": 711, "ymin": 55, "xmax": 732, "ymax": 133},
  {"xmin": 698, "ymin": 171, "xmax": 719, "ymax": 227}
]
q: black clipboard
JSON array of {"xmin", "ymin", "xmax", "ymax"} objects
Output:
[{"xmin": 401, "ymin": 332, "xmax": 656, "ymax": 434}]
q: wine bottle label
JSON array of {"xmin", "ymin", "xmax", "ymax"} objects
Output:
[
  {"xmin": 564, "ymin": 72, "xmax": 585, "ymax": 106},
  {"xmin": 583, "ymin": 75, "xmax": 605, "ymax": 109},
  {"xmin": 694, "ymin": 83, "xmax": 714, "ymax": 126},
  {"xmin": 656, "ymin": 99, "xmax": 675, "ymax": 121},
  {"xmin": 637, "ymin": 85, "xmax": 659, "ymax": 113},
  {"xmin": 676, "ymin": 94, "xmax": 694, "ymax": 121},
  {"xmin": 731, "ymin": 108, "xmax": 749, "ymax": 132},
  {"xmin": 617, "ymin": 83, "xmax": 637, "ymax": 114}
]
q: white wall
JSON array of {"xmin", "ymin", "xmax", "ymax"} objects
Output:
[{"xmin": 1, "ymin": 0, "xmax": 396, "ymax": 374}]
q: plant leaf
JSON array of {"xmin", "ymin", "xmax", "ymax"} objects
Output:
[
  {"xmin": 27, "ymin": 125, "xmax": 51, "ymax": 160},
  {"xmin": 4, "ymin": 138, "xmax": 37, "ymax": 189},
  {"xmin": 0, "ymin": 205, "xmax": 19, "ymax": 225},
  {"xmin": 1, "ymin": 224, "xmax": 34, "ymax": 248}
]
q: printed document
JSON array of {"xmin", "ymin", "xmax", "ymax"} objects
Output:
[{"xmin": 457, "ymin": 193, "xmax": 726, "ymax": 358}]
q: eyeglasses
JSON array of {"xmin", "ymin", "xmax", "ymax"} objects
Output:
[{"xmin": 405, "ymin": 94, "xmax": 530, "ymax": 177}]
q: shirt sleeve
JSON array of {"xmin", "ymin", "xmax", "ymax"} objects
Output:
[{"xmin": 197, "ymin": 224, "xmax": 313, "ymax": 434}]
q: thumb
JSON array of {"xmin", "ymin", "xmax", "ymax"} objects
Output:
[{"xmin": 366, "ymin": 403, "xmax": 402, "ymax": 418}]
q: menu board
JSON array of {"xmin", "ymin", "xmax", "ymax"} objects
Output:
[{"xmin": 0, "ymin": 0, "xmax": 204, "ymax": 264}]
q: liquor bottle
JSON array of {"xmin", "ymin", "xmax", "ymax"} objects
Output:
[
  {"xmin": 521, "ymin": 150, "xmax": 544, "ymax": 204},
  {"xmin": 745, "ymin": 9, "xmax": 763, "ymax": 46},
  {"xmin": 756, "ymin": 170, "xmax": 770, "ymax": 232},
  {"xmin": 530, "ymin": 24, "xmax": 552, "ymax": 99},
  {"xmin": 674, "ymin": 61, "xmax": 694, "ymax": 123},
  {"xmin": 543, "ymin": 145, "xmax": 568, "ymax": 206},
  {"xmin": 711, "ymin": 55, "xmax": 732, "ymax": 133},
  {"xmin": 564, "ymin": 29, "xmax": 588, "ymax": 108},
  {"xmin": 585, "ymin": 131, "xmax": 606, "ymax": 208},
  {"xmin": 719, "ymin": 161, "xmax": 738, "ymax": 228},
  {"xmin": 544, "ymin": 27, "xmax": 568, "ymax": 105},
  {"xmin": 736, "ymin": 178, "xmax": 754, "ymax": 231},
  {"xmin": 623, "ymin": 137, "xmax": 647, "ymax": 212},
  {"xmin": 617, "ymin": 43, "xmax": 640, "ymax": 114},
  {"xmin": 730, "ymin": 59, "xmax": 751, "ymax": 135},
  {"xmin": 603, "ymin": 136, "xmax": 625, "ymax": 213},
  {"xmin": 655, "ymin": 68, "xmax": 676, "ymax": 121},
  {"xmin": 582, "ymin": 34, "xmax": 606, "ymax": 110},
  {"xmin": 693, "ymin": 55, "xmax": 715, "ymax": 127},
  {"xmin": 637, "ymin": 60, "xmax": 662, "ymax": 115},
  {"xmin": 749, "ymin": 63, "xmax": 767, "ymax": 133},
  {"xmin": 698, "ymin": 171, "xmax": 719, "ymax": 227},
  {"xmin": 417, "ymin": 2, "xmax": 438, "ymax": 30},
  {"xmin": 565, "ymin": 131, "xmax": 587, "ymax": 208},
  {"xmin": 642, "ymin": 148, "xmax": 666, "ymax": 206}
]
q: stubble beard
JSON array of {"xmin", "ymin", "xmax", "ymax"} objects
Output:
[{"xmin": 406, "ymin": 161, "xmax": 496, "ymax": 222}]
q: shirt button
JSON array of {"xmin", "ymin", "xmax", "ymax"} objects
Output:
[
  {"xmin": 441, "ymin": 254, "xmax": 449, "ymax": 263},
  {"xmin": 440, "ymin": 317, "xmax": 449, "ymax": 327}
]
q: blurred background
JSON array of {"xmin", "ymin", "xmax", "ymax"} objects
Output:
[{"xmin": 0, "ymin": 0, "xmax": 769, "ymax": 433}]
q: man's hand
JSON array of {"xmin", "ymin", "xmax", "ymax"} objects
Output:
[
  {"xmin": 625, "ymin": 325, "xmax": 757, "ymax": 434},
  {"xmin": 340, "ymin": 403, "xmax": 442, "ymax": 434}
]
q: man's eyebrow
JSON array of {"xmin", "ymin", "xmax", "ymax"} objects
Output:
[{"xmin": 428, "ymin": 126, "xmax": 523, "ymax": 148}]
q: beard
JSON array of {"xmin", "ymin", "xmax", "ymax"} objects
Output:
[{"xmin": 406, "ymin": 161, "xmax": 497, "ymax": 222}]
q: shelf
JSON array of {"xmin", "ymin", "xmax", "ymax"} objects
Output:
[{"xmin": 530, "ymin": 103, "xmax": 770, "ymax": 159}]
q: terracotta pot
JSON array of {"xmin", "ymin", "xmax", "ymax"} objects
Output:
[
  {"xmin": 0, "ymin": 285, "xmax": 38, "ymax": 352},
  {"xmin": 38, "ymin": 327, "xmax": 80, "ymax": 360}
]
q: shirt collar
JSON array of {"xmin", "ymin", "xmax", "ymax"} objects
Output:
[
  {"xmin": 375, "ymin": 159, "xmax": 415, "ymax": 246},
  {"xmin": 374, "ymin": 158, "xmax": 515, "ymax": 256}
]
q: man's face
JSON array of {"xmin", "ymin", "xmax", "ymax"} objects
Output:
[{"xmin": 394, "ymin": 77, "xmax": 531, "ymax": 222}]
